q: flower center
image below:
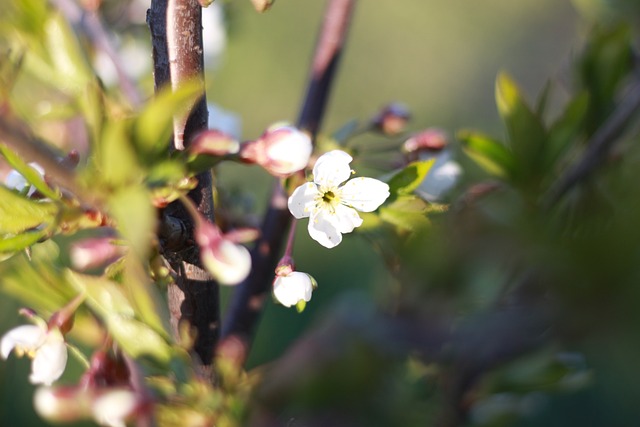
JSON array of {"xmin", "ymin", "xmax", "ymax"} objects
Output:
[
  {"xmin": 322, "ymin": 190, "xmax": 336, "ymax": 203},
  {"xmin": 317, "ymin": 187, "xmax": 341, "ymax": 213}
]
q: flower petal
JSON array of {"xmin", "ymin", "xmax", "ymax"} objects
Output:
[
  {"xmin": 288, "ymin": 182, "xmax": 319, "ymax": 219},
  {"xmin": 339, "ymin": 177, "xmax": 390, "ymax": 212},
  {"xmin": 312, "ymin": 150, "xmax": 353, "ymax": 188},
  {"xmin": 307, "ymin": 209, "xmax": 343, "ymax": 249},
  {"xmin": 333, "ymin": 204, "xmax": 363, "ymax": 234},
  {"xmin": 30, "ymin": 330, "xmax": 67, "ymax": 385},
  {"xmin": 273, "ymin": 272, "xmax": 313, "ymax": 307},
  {"xmin": 1, "ymin": 325, "xmax": 46, "ymax": 359}
]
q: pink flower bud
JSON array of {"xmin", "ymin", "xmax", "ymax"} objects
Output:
[
  {"xmin": 240, "ymin": 125, "xmax": 312, "ymax": 177},
  {"xmin": 403, "ymin": 128, "xmax": 449, "ymax": 153},
  {"xmin": 70, "ymin": 237, "xmax": 125, "ymax": 272},
  {"xmin": 189, "ymin": 129, "xmax": 240, "ymax": 157},
  {"xmin": 195, "ymin": 221, "xmax": 252, "ymax": 285},
  {"xmin": 371, "ymin": 103, "xmax": 411, "ymax": 135}
]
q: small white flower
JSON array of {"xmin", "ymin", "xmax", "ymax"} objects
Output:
[
  {"xmin": 91, "ymin": 388, "xmax": 139, "ymax": 427},
  {"xmin": 4, "ymin": 162, "xmax": 45, "ymax": 196},
  {"xmin": 288, "ymin": 150, "xmax": 390, "ymax": 248},
  {"xmin": 273, "ymin": 271, "xmax": 314, "ymax": 308},
  {"xmin": 1, "ymin": 324, "xmax": 67, "ymax": 385}
]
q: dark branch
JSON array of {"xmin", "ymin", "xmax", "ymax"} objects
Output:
[
  {"xmin": 218, "ymin": 0, "xmax": 357, "ymax": 366},
  {"xmin": 148, "ymin": 0, "xmax": 219, "ymax": 376}
]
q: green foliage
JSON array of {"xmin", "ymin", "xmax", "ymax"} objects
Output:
[{"xmin": 0, "ymin": 186, "xmax": 57, "ymax": 234}]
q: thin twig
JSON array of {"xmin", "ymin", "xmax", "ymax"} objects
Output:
[
  {"xmin": 0, "ymin": 115, "xmax": 96, "ymax": 206},
  {"xmin": 50, "ymin": 0, "xmax": 143, "ymax": 108},
  {"xmin": 219, "ymin": 0, "xmax": 357, "ymax": 366}
]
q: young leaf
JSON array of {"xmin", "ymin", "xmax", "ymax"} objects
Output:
[
  {"xmin": 387, "ymin": 160, "xmax": 435, "ymax": 198},
  {"xmin": 545, "ymin": 92, "xmax": 589, "ymax": 170},
  {"xmin": 495, "ymin": 72, "xmax": 548, "ymax": 185},
  {"xmin": 67, "ymin": 271, "xmax": 172, "ymax": 362},
  {"xmin": 459, "ymin": 131, "xmax": 515, "ymax": 178},
  {"xmin": 134, "ymin": 81, "xmax": 203, "ymax": 158},
  {"xmin": 0, "ymin": 144, "xmax": 60, "ymax": 200},
  {"xmin": 0, "ymin": 186, "xmax": 57, "ymax": 233},
  {"xmin": 0, "ymin": 229, "xmax": 48, "ymax": 253},
  {"xmin": 108, "ymin": 186, "xmax": 157, "ymax": 259}
]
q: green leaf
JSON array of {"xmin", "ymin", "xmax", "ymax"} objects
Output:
[
  {"xmin": 0, "ymin": 229, "xmax": 47, "ymax": 253},
  {"xmin": 0, "ymin": 240, "xmax": 76, "ymax": 314},
  {"xmin": 106, "ymin": 315, "xmax": 172, "ymax": 363},
  {"xmin": 94, "ymin": 119, "xmax": 142, "ymax": 187},
  {"xmin": 387, "ymin": 160, "xmax": 435, "ymax": 198},
  {"xmin": 0, "ymin": 144, "xmax": 60, "ymax": 199},
  {"xmin": 495, "ymin": 72, "xmax": 548, "ymax": 185},
  {"xmin": 134, "ymin": 81, "xmax": 203, "ymax": 159},
  {"xmin": 67, "ymin": 271, "xmax": 172, "ymax": 362},
  {"xmin": 45, "ymin": 13, "xmax": 94, "ymax": 94},
  {"xmin": 459, "ymin": 131, "xmax": 515, "ymax": 178},
  {"xmin": 579, "ymin": 24, "xmax": 633, "ymax": 133},
  {"xmin": 545, "ymin": 92, "xmax": 589, "ymax": 170},
  {"xmin": 108, "ymin": 186, "xmax": 156, "ymax": 259},
  {"xmin": 0, "ymin": 186, "xmax": 57, "ymax": 233},
  {"xmin": 379, "ymin": 196, "xmax": 431, "ymax": 232}
]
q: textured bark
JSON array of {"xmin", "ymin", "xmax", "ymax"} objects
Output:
[{"xmin": 148, "ymin": 0, "xmax": 219, "ymax": 375}]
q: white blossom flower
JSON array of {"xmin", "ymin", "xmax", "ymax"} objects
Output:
[
  {"xmin": 273, "ymin": 271, "xmax": 315, "ymax": 308},
  {"xmin": 1, "ymin": 324, "xmax": 67, "ymax": 385},
  {"xmin": 4, "ymin": 162, "xmax": 44, "ymax": 196},
  {"xmin": 288, "ymin": 150, "xmax": 390, "ymax": 248}
]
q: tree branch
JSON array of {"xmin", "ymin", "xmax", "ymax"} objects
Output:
[
  {"xmin": 148, "ymin": 0, "xmax": 219, "ymax": 376},
  {"xmin": 218, "ymin": 0, "xmax": 357, "ymax": 366},
  {"xmin": 51, "ymin": 0, "xmax": 143, "ymax": 109}
]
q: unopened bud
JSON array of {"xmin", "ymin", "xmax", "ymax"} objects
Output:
[
  {"xmin": 190, "ymin": 130, "xmax": 240, "ymax": 157},
  {"xmin": 34, "ymin": 386, "xmax": 91, "ymax": 423},
  {"xmin": 273, "ymin": 270, "xmax": 315, "ymax": 308},
  {"xmin": 91, "ymin": 388, "xmax": 140, "ymax": 427},
  {"xmin": 371, "ymin": 103, "xmax": 411, "ymax": 135},
  {"xmin": 195, "ymin": 221, "xmax": 251, "ymax": 285},
  {"xmin": 240, "ymin": 125, "xmax": 312, "ymax": 177},
  {"xmin": 403, "ymin": 128, "xmax": 449, "ymax": 153},
  {"xmin": 70, "ymin": 237, "xmax": 124, "ymax": 272},
  {"xmin": 251, "ymin": 0, "xmax": 274, "ymax": 13}
]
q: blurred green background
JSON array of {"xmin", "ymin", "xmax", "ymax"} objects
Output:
[{"xmin": 2, "ymin": 0, "xmax": 637, "ymax": 425}]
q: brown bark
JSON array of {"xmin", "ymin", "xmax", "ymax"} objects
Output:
[{"xmin": 148, "ymin": 0, "xmax": 219, "ymax": 375}]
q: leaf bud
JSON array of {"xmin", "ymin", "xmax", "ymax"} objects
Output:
[{"xmin": 371, "ymin": 103, "xmax": 411, "ymax": 135}]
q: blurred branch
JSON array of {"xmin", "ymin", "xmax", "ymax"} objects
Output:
[
  {"xmin": 0, "ymin": 115, "xmax": 96, "ymax": 205},
  {"xmin": 219, "ymin": 0, "xmax": 357, "ymax": 366},
  {"xmin": 50, "ymin": 0, "xmax": 143, "ymax": 108},
  {"xmin": 148, "ymin": 0, "xmax": 219, "ymax": 377},
  {"xmin": 544, "ymin": 76, "xmax": 640, "ymax": 208}
]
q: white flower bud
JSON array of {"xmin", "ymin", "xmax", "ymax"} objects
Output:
[
  {"xmin": 273, "ymin": 271, "xmax": 315, "ymax": 308},
  {"xmin": 241, "ymin": 125, "xmax": 312, "ymax": 177},
  {"xmin": 196, "ymin": 221, "xmax": 252, "ymax": 285}
]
